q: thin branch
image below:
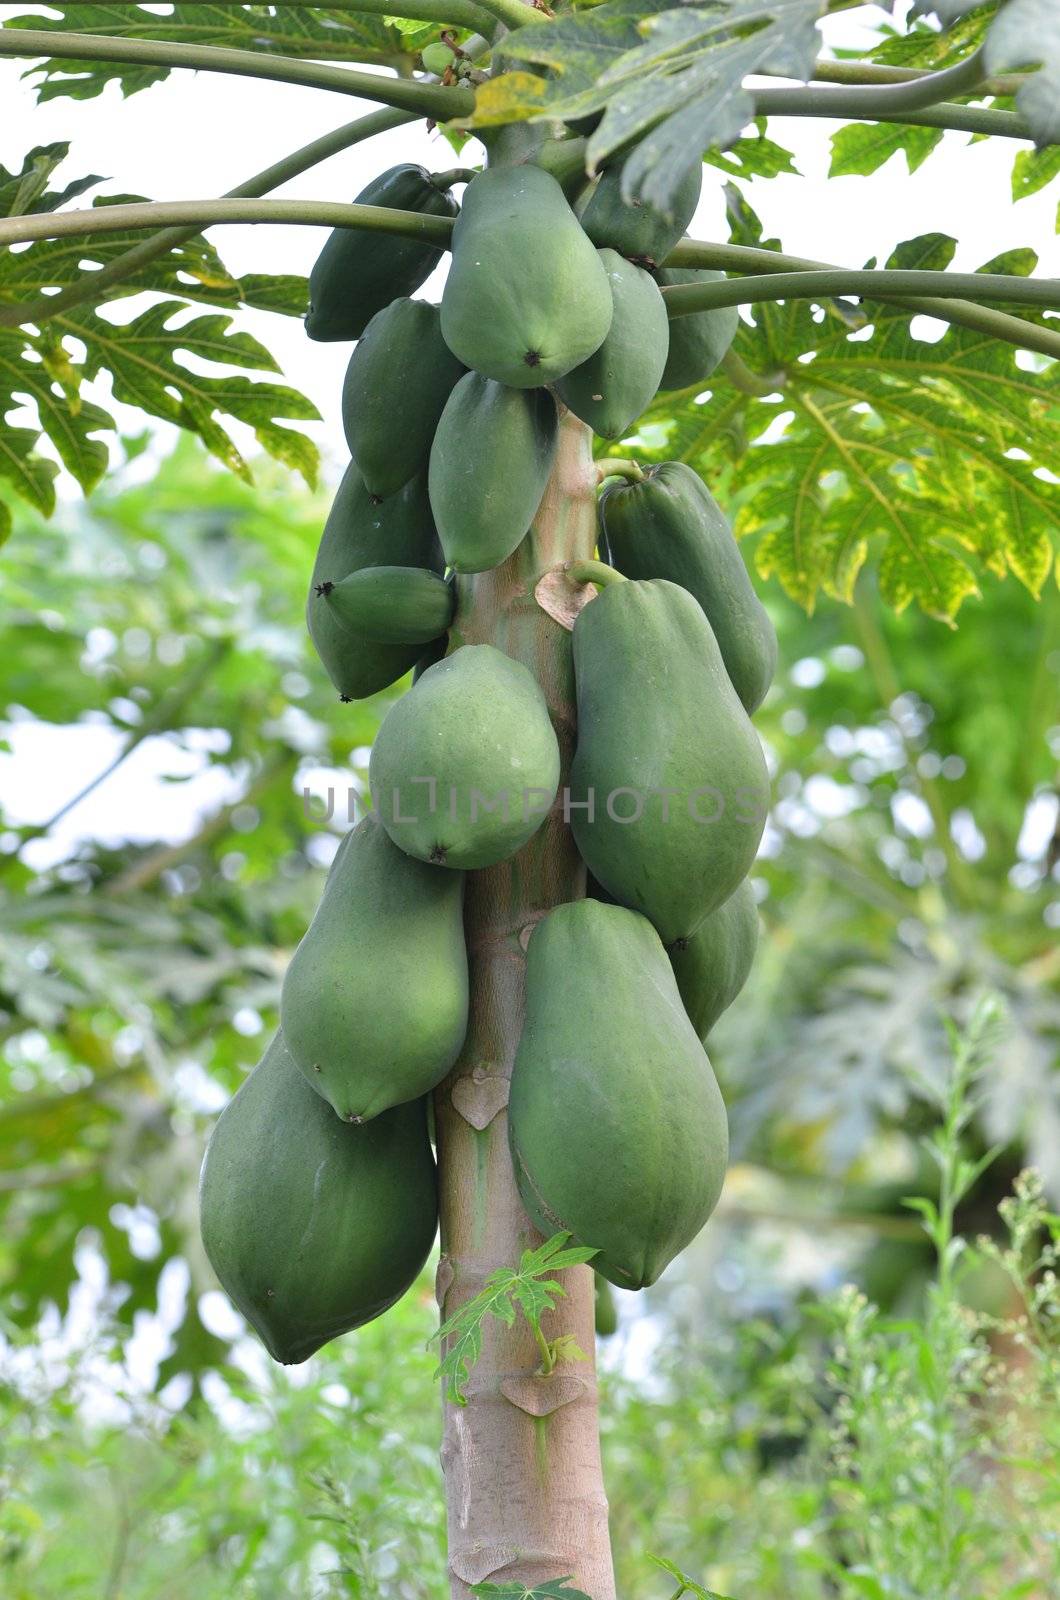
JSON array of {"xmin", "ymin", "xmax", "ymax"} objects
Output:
[
  {"xmin": 0, "ymin": 106, "xmax": 415, "ymax": 329},
  {"xmin": 15, "ymin": 637, "xmax": 231, "ymax": 842},
  {"xmin": 105, "ymin": 749, "xmax": 296, "ymax": 896},
  {"xmin": 0, "ymin": 198, "xmax": 456, "ymax": 250},
  {"xmin": 0, "ymin": 1160, "xmax": 102, "ymax": 1194},
  {"xmin": 663, "ymin": 268, "xmax": 1060, "ymax": 315},
  {"xmin": 750, "ymin": 89, "xmax": 1029, "ymax": 142},
  {"xmin": 0, "ymin": 27, "xmax": 473, "ymax": 119},
  {"xmin": 666, "ymin": 239, "xmax": 1060, "ymax": 364},
  {"xmin": 0, "ymin": 1064, "xmax": 143, "ymax": 1125}
]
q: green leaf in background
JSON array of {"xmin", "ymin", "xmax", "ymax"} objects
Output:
[
  {"xmin": 0, "ymin": 141, "xmax": 104, "ymax": 216},
  {"xmin": 829, "ymin": 121, "xmax": 944, "ymax": 179},
  {"xmin": 1, "ymin": 3, "xmax": 404, "ymax": 101},
  {"xmin": 705, "ymin": 122, "xmax": 798, "ymax": 181},
  {"xmin": 1011, "ymin": 142, "xmax": 1060, "ymax": 202}
]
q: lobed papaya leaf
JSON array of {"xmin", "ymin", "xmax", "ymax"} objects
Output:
[
  {"xmin": 0, "ymin": 155, "xmax": 319, "ymax": 533},
  {"xmin": 0, "ymin": 4, "xmax": 402, "ymax": 102},
  {"xmin": 489, "ymin": 0, "xmax": 822, "ymax": 215},
  {"xmin": 430, "ymin": 1231, "xmax": 596, "ymax": 1405},
  {"xmin": 627, "ymin": 188, "xmax": 1060, "ymax": 621}
]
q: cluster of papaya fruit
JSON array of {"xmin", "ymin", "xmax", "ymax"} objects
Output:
[{"xmin": 199, "ymin": 148, "xmax": 776, "ymax": 1362}]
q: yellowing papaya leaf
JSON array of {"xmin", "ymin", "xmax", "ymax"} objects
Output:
[{"xmin": 466, "ymin": 69, "xmax": 552, "ymax": 126}]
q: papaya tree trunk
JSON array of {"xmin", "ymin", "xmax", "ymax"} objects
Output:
[{"xmin": 434, "ymin": 409, "xmax": 617, "ymax": 1596}]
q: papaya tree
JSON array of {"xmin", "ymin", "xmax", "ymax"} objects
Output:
[{"xmin": 1, "ymin": 3, "xmax": 1058, "ymax": 1595}]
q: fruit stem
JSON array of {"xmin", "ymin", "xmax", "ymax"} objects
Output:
[
  {"xmin": 534, "ymin": 1322, "xmax": 556, "ymax": 1375},
  {"xmin": 432, "ymin": 168, "xmax": 479, "ymax": 189},
  {"xmin": 531, "ymin": 135, "xmax": 590, "ymax": 196},
  {"xmin": 595, "ymin": 459, "xmax": 644, "ymax": 485},
  {"xmin": 566, "ymin": 559, "xmax": 625, "ymax": 590}
]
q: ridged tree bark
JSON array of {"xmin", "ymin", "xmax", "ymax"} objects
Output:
[{"xmin": 434, "ymin": 409, "xmax": 617, "ymax": 1596}]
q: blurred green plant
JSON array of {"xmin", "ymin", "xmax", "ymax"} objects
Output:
[{"xmin": 1, "ymin": 999, "xmax": 1056, "ymax": 1598}]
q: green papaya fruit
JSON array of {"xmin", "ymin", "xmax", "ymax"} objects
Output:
[
  {"xmin": 554, "ymin": 250, "xmax": 669, "ymax": 440},
  {"xmin": 428, "ymin": 374, "xmax": 558, "ymax": 572},
  {"xmin": 280, "ymin": 815, "xmax": 468, "ymax": 1121},
  {"xmin": 321, "ymin": 565, "xmax": 455, "ymax": 646},
  {"xmin": 599, "ymin": 461, "xmax": 778, "ymax": 713},
  {"xmin": 669, "ymin": 877, "xmax": 759, "ymax": 1041},
  {"xmin": 370, "ymin": 644, "xmax": 560, "ymax": 869},
  {"xmin": 657, "ymin": 267, "xmax": 739, "ymax": 390},
  {"xmin": 420, "ymin": 41, "xmax": 454, "ymax": 75},
  {"xmin": 199, "ymin": 1032, "xmax": 437, "ymax": 1364},
  {"xmin": 306, "ymin": 165, "xmax": 458, "ymax": 343},
  {"xmin": 342, "ymin": 298, "xmax": 465, "ymax": 498},
  {"xmin": 307, "ymin": 464, "xmax": 443, "ymax": 700},
  {"xmin": 579, "ymin": 157, "xmax": 702, "ymax": 267},
  {"xmin": 440, "ymin": 166, "xmax": 612, "ymax": 387},
  {"xmin": 509, "ymin": 900, "xmax": 728, "ymax": 1288},
  {"xmin": 594, "ymin": 1270, "xmax": 618, "ymax": 1337},
  {"xmin": 569, "ymin": 578, "xmax": 769, "ymax": 944}
]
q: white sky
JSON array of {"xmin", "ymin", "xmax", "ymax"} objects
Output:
[{"xmin": 1, "ymin": 1, "xmax": 1058, "ymax": 859}]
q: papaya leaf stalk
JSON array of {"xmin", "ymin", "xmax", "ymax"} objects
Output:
[
  {"xmin": 810, "ymin": 58, "xmax": 1027, "ymax": 97},
  {"xmin": 0, "ymin": 107, "xmax": 416, "ymax": 330},
  {"xmin": 0, "ymin": 27, "xmax": 474, "ymax": 118},
  {"xmin": 666, "ymin": 240, "xmax": 1060, "ymax": 364},
  {"xmin": 661, "ymin": 268, "xmax": 1060, "ymax": 315},
  {"xmin": 0, "ymin": 199, "xmax": 456, "ymax": 250},
  {"xmin": 5, "ymin": 200, "xmax": 1057, "ymax": 361},
  {"xmin": 749, "ymin": 93, "xmax": 1030, "ymax": 141}
]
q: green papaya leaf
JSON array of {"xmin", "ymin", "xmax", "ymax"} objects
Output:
[{"xmin": 0, "ymin": 4, "xmax": 402, "ymax": 101}]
